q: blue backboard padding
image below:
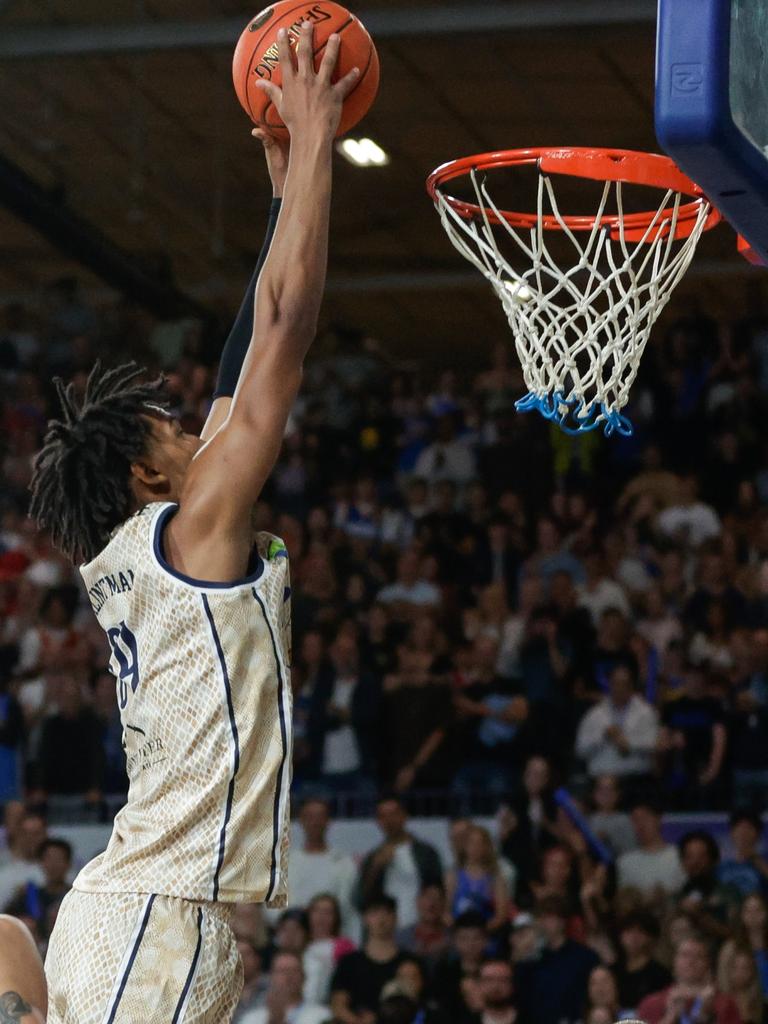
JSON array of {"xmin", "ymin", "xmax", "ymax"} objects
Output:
[{"xmin": 655, "ymin": 0, "xmax": 768, "ymax": 265}]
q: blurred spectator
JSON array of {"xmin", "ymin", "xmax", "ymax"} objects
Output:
[
  {"xmin": 445, "ymin": 824, "xmax": 510, "ymax": 934},
  {"xmin": 376, "ymin": 550, "xmax": 441, "ymax": 616},
  {"xmin": 677, "ymin": 831, "xmax": 734, "ymax": 941},
  {"xmin": 4, "ymin": 838, "xmax": 71, "ymax": 938},
  {"xmin": 583, "ymin": 965, "xmax": 620, "ymax": 1024},
  {"xmin": 431, "ymin": 911, "xmax": 488, "ymax": 1023},
  {"xmin": 240, "ymin": 951, "xmax": 330, "ymax": 1024},
  {"xmin": 658, "ymin": 666, "xmax": 727, "ymax": 809},
  {"xmin": 718, "ymin": 812, "xmax": 768, "ymax": 898},
  {"xmin": 637, "ymin": 937, "xmax": 741, "ymax": 1024},
  {"xmin": 615, "ymin": 911, "xmax": 672, "ymax": 1012},
  {"xmin": 717, "ymin": 946, "xmax": 765, "ymax": 1024},
  {"xmin": 413, "ymin": 414, "xmax": 476, "ymax": 488},
  {"xmin": 356, "ymin": 797, "xmax": 443, "ymax": 929},
  {"xmin": 394, "ymin": 883, "xmax": 449, "ymax": 966},
  {"xmin": 0, "ymin": 810, "xmax": 46, "ymax": 909},
  {"xmin": 575, "ymin": 661, "xmax": 659, "ymax": 779},
  {"xmin": 286, "ymin": 799, "xmax": 358, "ymax": 934},
  {"xmin": 0, "ymin": 801, "xmax": 24, "ymax": 867},
  {"xmin": 657, "ymin": 476, "xmax": 722, "ymax": 548},
  {"xmin": 330, "ymin": 896, "xmax": 405, "ymax": 1024},
  {"xmin": 35, "ymin": 674, "xmax": 103, "ymax": 802},
  {"xmin": 498, "ymin": 756, "xmax": 559, "ymax": 891},
  {"xmin": 588, "ymin": 775, "xmax": 637, "ymax": 857},
  {"xmin": 475, "ymin": 958, "xmax": 516, "ymax": 1024},
  {"xmin": 232, "ymin": 939, "xmax": 268, "ymax": 1022},
  {"xmin": 303, "ymin": 894, "xmax": 356, "ymax": 1006},
  {"xmin": 0, "ymin": 679, "xmax": 24, "ymax": 803},
  {"xmin": 514, "ymin": 896, "xmax": 599, "ymax": 1024},
  {"xmin": 617, "ymin": 800, "xmax": 685, "ymax": 896},
  {"xmin": 717, "ymin": 895, "xmax": 768, "ymax": 1002}
]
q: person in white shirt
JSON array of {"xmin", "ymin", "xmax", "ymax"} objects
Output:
[
  {"xmin": 656, "ymin": 475, "xmax": 721, "ymax": 547},
  {"xmin": 413, "ymin": 414, "xmax": 477, "ymax": 488},
  {"xmin": 617, "ymin": 800, "xmax": 685, "ymax": 895},
  {"xmin": 239, "ymin": 952, "xmax": 331, "ymax": 1024},
  {"xmin": 577, "ymin": 551, "xmax": 632, "ymax": 626},
  {"xmin": 575, "ymin": 663, "xmax": 659, "ymax": 778},
  {"xmin": 285, "ymin": 799, "xmax": 359, "ymax": 937},
  {"xmin": 0, "ymin": 811, "xmax": 46, "ymax": 911},
  {"xmin": 376, "ymin": 550, "xmax": 441, "ymax": 613}
]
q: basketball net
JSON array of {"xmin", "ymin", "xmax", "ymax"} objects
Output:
[{"xmin": 432, "ymin": 159, "xmax": 715, "ymax": 436}]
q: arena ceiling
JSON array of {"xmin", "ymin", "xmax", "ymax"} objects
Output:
[{"xmin": 0, "ymin": 0, "xmax": 762, "ymax": 358}]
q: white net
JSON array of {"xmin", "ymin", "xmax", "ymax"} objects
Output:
[{"xmin": 434, "ymin": 167, "xmax": 714, "ymax": 435}]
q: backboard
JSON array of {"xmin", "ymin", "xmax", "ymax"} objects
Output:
[{"xmin": 655, "ymin": 0, "xmax": 768, "ymax": 265}]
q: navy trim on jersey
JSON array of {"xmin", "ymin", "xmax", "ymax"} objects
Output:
[
  {"xmin": 153, "ymin": 504, "xmax": 264, "ymax": 588},
  {"xmin": 202, "ymin": 595, "xmax": 241, "ymax": 901},
  {"xmin": 105, "ymin": 894, "xmax": 156, "ymax": 1023},
  {"xmin": 253, "ymin": 587, "xmax": 289, "ymax": 903},
  {"xmin": 171, "ymin": 907, "xmax": 204, "ymax": 1023}
]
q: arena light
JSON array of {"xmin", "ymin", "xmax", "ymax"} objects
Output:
[{"xmin": 336, "ymin": 137, "xmax": 390, "ymax": 167}]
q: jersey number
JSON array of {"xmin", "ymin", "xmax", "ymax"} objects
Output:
[{"xmin": 107, "ymin": 621, "xmax": 140, "ymax": 709}]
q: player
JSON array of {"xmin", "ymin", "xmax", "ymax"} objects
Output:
[
  {"xmin": 0, "ymin": 916, "xmax": 46, "ymax": 1022},
  {"xmin": 29, "ymin": 22, "xmax": 360, "ymax": 1023}
]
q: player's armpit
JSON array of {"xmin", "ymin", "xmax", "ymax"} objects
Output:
[{"xmin": 0, "ymin": 918, "xmax": 47, "ymax": 1023}]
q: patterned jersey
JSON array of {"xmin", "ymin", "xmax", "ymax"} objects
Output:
[{"xmin": 75, "ymin": 501, "xmax": 292, "ymax": 906}]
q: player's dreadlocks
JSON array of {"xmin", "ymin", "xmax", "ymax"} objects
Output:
[{"xmin": 29, "ymin": 361, "xmax": 167, "ymax": 565}]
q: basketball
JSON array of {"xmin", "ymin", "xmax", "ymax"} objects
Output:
[{"xmin": 232, "ymin": 2, "xmax": 380, "ymax": 140}]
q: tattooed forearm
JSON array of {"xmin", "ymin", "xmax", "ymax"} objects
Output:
[{"xmin": 0, "ymin": 992, "xmax": 32, "ymax": 1022}]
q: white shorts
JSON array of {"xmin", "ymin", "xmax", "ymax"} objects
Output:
[{"xmin": 45, "ymin": 889, "xmax": 242, "ymax": 1024}]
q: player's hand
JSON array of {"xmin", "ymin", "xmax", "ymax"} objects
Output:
[
  {"xmin": 251, "ymin": 128, "xmax": 290, "ymax": 198},
  {"xmin": 255, "ymin": 21, "xmax": 360, "ymax": 141}
]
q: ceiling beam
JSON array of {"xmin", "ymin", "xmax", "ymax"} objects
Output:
[{"xmin": 0, "ymin": 1, "xmax": 656, "ymax": 59}]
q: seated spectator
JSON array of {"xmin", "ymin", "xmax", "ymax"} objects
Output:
[
  {"xmin": 510, "ymin": 912, "xmax": 539, "ymax": 965},
  {"xmin": 380, "ymin": 957, "xmax": 439, "ymax": 1020},
  {"xmin": 515, "ymin": 895, "xmax": 599, "ymax": 1024},
  {"xmin": 395, "ymin": 883, "xmax": 450, "ymax": 967},
  {"xmin": 413, "ymin": 413, "xmax": 477, "ymax": 489},
  {"xmin": 656, "ymin": 475, "xmax": 722, "ymax": 548},
  {"xmin": 617, "ymin": 799, "xmax": 685, "ymax": 897},
  {"xmin": 356, "ymin": 796, "xmax": 443, "ymax": 930},
  {"xmin": 475, "ymin": 958, "xmax": 516, "ymax": 1024},
  {"xmin": 0, "ymin": 679, "xmax": 24, "ymax": 803},
  {"xmin": 376, "ymin": 550, "xmax": 441, "ymax": 617},
  {"xmin": 718, "ymin": 895, "xmax": 768, "ymax": 1003},
  {"xmin": 270, "ymin": 909, "xmax": 310, "ymax": 968},
  {"xmin": 232, "ymin": 902, "xmax": 268, "ymax": 951},
  {"xmin": 728, "ymin": 669, "xmax": 768, "ymax": 814},
  {"xmin": 4, "ymin": 837, "xmax": 71, "ymax": 937},
  {"xmin": 677, "ymin": 830, "xmax": 734, "ymax": 941},
  {"xmin": 583, "ymin": 965, "xmax": 620, "ymax": 1024},
  {"xmin": 575, "ymin": 661, "xmax": 659, "ymax": 779},
  {"xmin": 0, "ymin": 801, "xmax": 24, "ymax": 867},
  {"xmin": 588, "ymin": 775, "xmax": 637, "ymax": 857},
  {"xmin": 718, "ymin": 811, "xmax": 768, "ymax": 899},
  {"xmin": 0, "ymin": 810, "xmax": 46, "ymax": 910},
  {"xmin": 303, "ymin": 894, "xmax": 356, "ymax": 1006},
  {"xmin": 285, "ymin": 798, "xmax": 358, "ymax": 935},
  {"xmin": 577, "ymin": 551, "xmax": 631, "ymax": 627},
  {"xmin": 446, "ymin": 824, "xmax": 510, "ymax": 934},
  {"xmin": 717, "ymin": 946, "xmax": 765, "ymax": 1024},
  {"xmin": 637, "ymin": 937, "xmax": 741, "ymax": 1024},
  {"xmin": 615, "ymin": 911, "xmax": 672, "ymax": 1013},
  {"xmin": 232, "ymin": 939, "xmax": 268, "ymax": 1022},
  {"xmin": 431, "ymin": 911, "xmax": 488, "ymax": 1023},
  {"xmin": 658, "ymin": 665, "xmax": 728, "ymax": 808},
  {"xmin": 240, "ymin": 951, "xmax": 330, "ymax": 1024},
  {"xmin": 331, "ymin": 896, "xmax": 405, "ymax": 1024}
]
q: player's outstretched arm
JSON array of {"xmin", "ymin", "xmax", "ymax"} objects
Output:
[
  {"xmin": 167, "ymin": 21, "xmax": 359, "ymax": 581},
  {"xmin": 0, "ymin": 916, "xmax": 47, "ymax": 1022}
]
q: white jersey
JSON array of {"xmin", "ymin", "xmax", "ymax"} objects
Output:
[{"xmin": 76, "ymin": 501, "xmax": 292, "ymax": 907}]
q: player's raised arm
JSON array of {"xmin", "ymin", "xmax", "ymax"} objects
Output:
[{"xmin": 166, "ymin": 21, "xmax": 359, "ymax": 581}]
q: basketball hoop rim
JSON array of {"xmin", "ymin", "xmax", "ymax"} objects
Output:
[{"xmin": 426, "ymin": 146, "xmax": 722, "ymax": 240}]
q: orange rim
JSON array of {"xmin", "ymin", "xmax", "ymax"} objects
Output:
[{"xmin": 426, "ymin": 147, "xmax": 722, "ymax": 242}]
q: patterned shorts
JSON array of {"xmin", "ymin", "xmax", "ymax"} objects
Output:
[{"xmin": 45, "ymin": 889, "xmax": 243, "ymax": 1023}]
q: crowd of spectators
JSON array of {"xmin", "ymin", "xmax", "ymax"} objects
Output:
[{"xmin": 1, "ymin": 280, "xmax": 768, "ymax": 1021}]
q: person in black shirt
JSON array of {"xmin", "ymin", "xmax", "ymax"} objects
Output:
[
  {"xmin": 430, "ymin": 911, "xmax": 488, "ymax": 1024},
  {"xmin": 331, "ymin": 896, "xmax": 406, "ymax": 1024},
  {"xmin": 615, "ymin": 911, "xmax": 671, "ymax": 1013},
  {"xmin": 658, "ymin": 666, "xmax": 727, "ymax": 809}
]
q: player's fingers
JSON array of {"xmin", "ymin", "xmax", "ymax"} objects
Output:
[
  {"xmin": 296, "ymin": 20, "xmax": 314, "ymax": 77},
  {"xmin": 333, "ymin": 65, "xmax": 361, "ymax": 100},
  {"xmin": 254, "ymin": 79, "xmax": 282, "ymax": 108},
  {"xmin": 276, "ymin": 27, "xmax": 295, "ymax": 78},
  {"xmin": 318, "ymin": 33, "xmax": 341, "ymax": 83}
]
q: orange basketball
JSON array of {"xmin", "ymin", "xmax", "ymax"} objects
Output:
[{"xmin": 233, "ymin": 2, "xmax": 380, "ymax": 140}]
